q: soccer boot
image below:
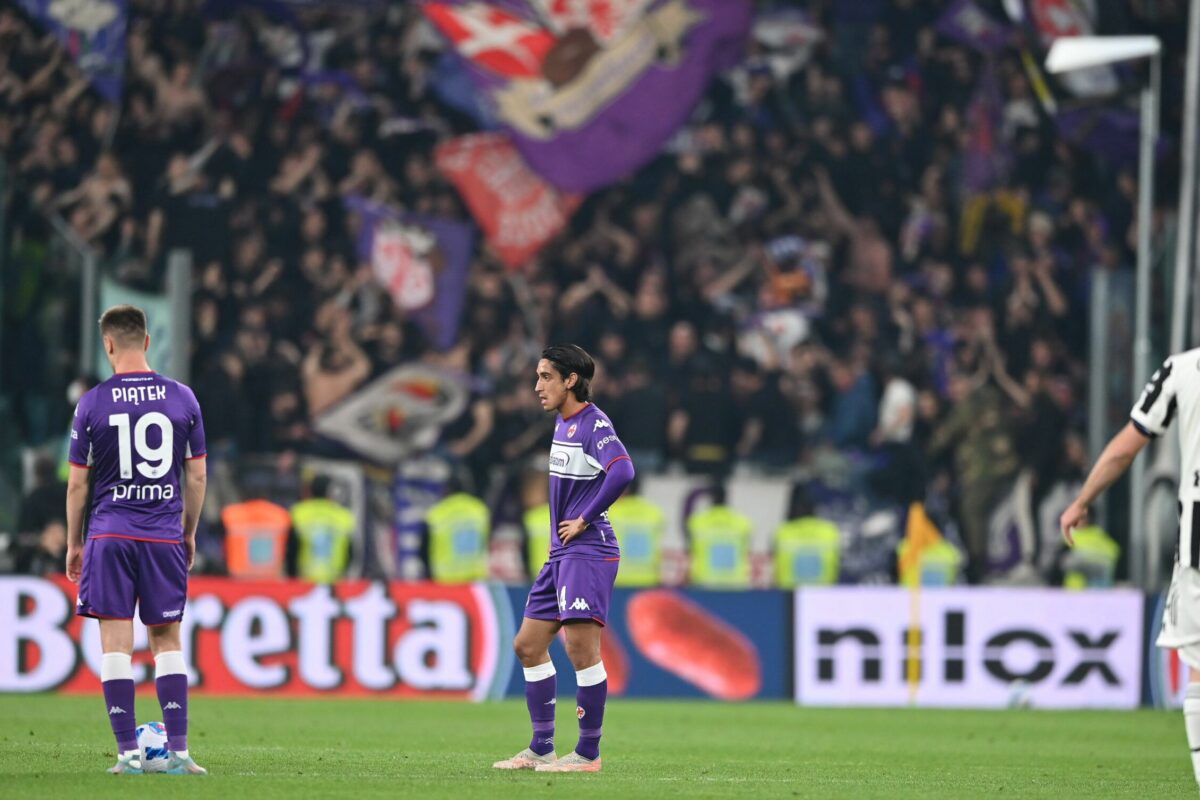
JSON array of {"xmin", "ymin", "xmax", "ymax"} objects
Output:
[
  {"xmin": 535, "ymin": 752, "xmax": 601, "ymax": 773},
  {"xmin": 107, "ymin": 752, "xmax": 144, "ymax": 774},
  {"xmin": 165, "ymin": 753, "xmax": 208, "ymax": 775},
  {"xmin": 492, "ymin": 747, "xmax": 557, "ymax": 770}
]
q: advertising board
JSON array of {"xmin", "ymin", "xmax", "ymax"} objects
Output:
[
  {"xmin": 794, "ymin": 587, "xmax": 1143, "ymax": 708},
  {"xmin": 0, "ymin": 576, "xmax": 514, "ymax": 699}
]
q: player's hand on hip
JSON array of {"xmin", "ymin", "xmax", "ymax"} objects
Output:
[
  {"xmin": 65, "ymin": 544, "xmax": 83, "ymax": 583},
  {"xmin": 1059, "ymin": 502, "xmax": 1088, "ymax": 547},
  {"xmin": 184, "ymin": 536, "xmax": 196, "ymax": 572},
  {"xmin": 558, "ymin": 516, "xmax": 587, "ymax": 545}
]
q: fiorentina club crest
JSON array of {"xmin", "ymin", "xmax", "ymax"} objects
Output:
[
  {"xmin": 424, "ymin": 0, "xmax": 705, "ymax": 139},
  {"xmin": 567, "ymin": 423, "xmax": 578, "ymax": 438},
  {"xmin": 576, "ymin": 705, "xmax": 586, "ymax": 719},
  {"xmin": 371, "ymin": 222, "xmax": 443, "ymax": 311}
]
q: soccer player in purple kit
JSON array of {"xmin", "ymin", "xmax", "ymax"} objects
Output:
[
  {"xmin": 64, "ymin": 305, "xmax": 209, "ymax": 775},
  {"xmin": 493, "ymin": 345, "xmax": 635, "ymax": 774}
]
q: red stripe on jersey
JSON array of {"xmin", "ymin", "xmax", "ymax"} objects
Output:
[
  {"xmin": 89, "ymin": 533, "xmax": 183, "ymax": 544},
  {"xmin": 604, "ymin": 455, "xmax": 631, "ymax": 470},
  {"xmin": 69, "ymin": 462, "xmax": 91, "ymax": 469},
  {"xmin": 561, "ymin": 402, "xmax": 592, "ymax": 421},
  {"xmin": 185, "ymin": 454, "xmax": 207, "ymax": 461}
]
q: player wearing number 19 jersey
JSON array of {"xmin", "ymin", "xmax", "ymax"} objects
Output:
[{"xmin": 65, "ymin": 304, "xmax": 208, "ymax": 775}]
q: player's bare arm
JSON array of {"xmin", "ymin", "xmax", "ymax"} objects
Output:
[
  {"xmin": 182, "ymin": 457, "xmax": 207, "ymax": 571},
  {"xmin": 1059, "ymin": 422, "xmax": 1150, "ymax": 546},
  {"xmin": 65, "ymin": 464, "xmax": 90, "ymax": 583}
]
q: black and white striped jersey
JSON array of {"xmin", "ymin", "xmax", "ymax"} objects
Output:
[{"xmin": 1131, "ymin": 349, "xmax": 1200, "ymax": 567}]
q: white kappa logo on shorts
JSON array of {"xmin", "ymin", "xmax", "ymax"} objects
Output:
[
  {"xmin": 162, "ymin": 609, "xmax": 182, "ymax": 618},
  {"xmin": 569, "ymin": 598, "xmax": 591, "ymax": 611}
]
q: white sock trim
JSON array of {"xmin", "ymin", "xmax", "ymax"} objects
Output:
[
  {"xmin": 576, "ymin": 661, "xmax": 607, "ymax": 687},
  {"xmin": 101, "ymin": 652, "xmax": 133, "ymax": 682},
  {"xmin": 523, "ymin": 661, "xmax": 556, "ymax": 682},
  {"xmin": 154, "ymin": 650, "xmax": 187, "ymax": 678}
]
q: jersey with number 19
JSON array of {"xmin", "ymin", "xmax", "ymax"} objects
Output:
[{"xmin": 69, "ymin": 370, "xmax": 206, "ymax": 624}]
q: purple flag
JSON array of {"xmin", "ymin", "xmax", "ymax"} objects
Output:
[
  {"xmin": 344, "ymin": 196, "xmax": 475, "ymax": 351},
  {"xmin": 431, "ymin": 52, "xmax": 500, "ymax": 130},
  {"xmin": 936, "ymin": 0, "xmax": 1010, "ymax": 54},
  {"xmin": 425, "ymin": 0, "xmax": 752, "ymax": 193},
  {"xmin": 1055, "ymin": 106, "xmax": 1142, "ymax": 168},
  {"xmin": 961, "ymin": 63, "xmax": 1009, "ymax": 192},
  {"xmin": 19, "ymin": 0, "xmax": 127, "ymax": 104}
]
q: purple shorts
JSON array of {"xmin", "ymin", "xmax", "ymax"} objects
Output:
[
  {"xmin": 77, "ymin": 536, "xmax": 188, "ymax": 626},
  {"xmin": 525, "ymin": 557, "xmax": 619, "ymax": 626}
]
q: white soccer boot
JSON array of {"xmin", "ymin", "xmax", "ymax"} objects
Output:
[
  {"xmin": 492, "ymin": 747, "xmax": 557, "ymax": 770},
  {"xmin": 107, "ymin": 752, "xmax": 144, "ymax": 774},
  {"xmin": 165, "ymin": 752, "xmax": 208, "ymax": 775}
]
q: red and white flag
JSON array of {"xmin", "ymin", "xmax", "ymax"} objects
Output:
[
  {"xmin": 532, "ymin": 0, "xmax": 652, "ymax": 43},
  {"xmin": 422, "ymin": 3, "xmax": 555, "ymax": 78},
  {"xmin": 435, "ymin": 132, "xmax": 581, "ymax": 271}
]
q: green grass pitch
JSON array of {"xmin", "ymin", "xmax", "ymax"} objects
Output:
[{"xmin": 0, "ymin": 694, "xmax": 1192, "ymax": 798}]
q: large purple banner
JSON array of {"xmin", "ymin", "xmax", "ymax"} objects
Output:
[
  {"xmin": 424, "ymin": 0, "xmax": 752, "ymax": 193},
  {"xmin": 18, "ymin": 0, "xmax": 127, "ymax": 104},
  {"xmin": 344, "ymin": 196, "xmax": 475, "ymax": 351},
  {"xmin": 935, "ymin": 0, "xmax": 1009, "ymax": 54}
]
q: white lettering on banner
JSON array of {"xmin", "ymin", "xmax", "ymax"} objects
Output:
[
  {"xmin": 80, "ymin": 598, "xmax": 220, "ymax": 687},
  {"xmin": 0, "ymin": 578, "xmax": 76, "ymax": 691},
  {"xmin": 179, "ymin": 595, "xmax": 224, "ymax": 685},
  {"xmin": 0, "ymin": 578, "xmax": 496, "ymax": 696},
  {"xmin": 394, "ymin": 600, "xmax": 472, "ymax": 690},
  {"xmin": 793, "ymin": 587, "xmax": 1143, "ymax": 709},
  {"xmin": 221, "ymin": 597, "xmax": 291, "ymax": 689},
  {"xmin": 289, "ymin": 586, "xmax": 343, "ymax": 690},
  {"xmin": 344, "ymin": 583, "xmax": 399, "ymax": 690}
]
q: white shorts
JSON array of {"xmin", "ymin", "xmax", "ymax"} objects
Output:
[{"xmin": 1157, "ymin": 561, "xmax": 1200, "ymax": 670}]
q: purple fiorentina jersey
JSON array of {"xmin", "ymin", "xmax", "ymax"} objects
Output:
[
  {"xmin": 69, "ymin": 371, "xmax": 206, "ymax": 543},
  {"xmin": 547, "ymin": 403, "xmax": 629, "ymax": 561}
]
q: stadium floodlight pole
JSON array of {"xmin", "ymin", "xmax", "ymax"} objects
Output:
[
  {"xmin": 1178, "ymin": 0, "xmax": 1200, "ymax": 355},
  {"xmin": 1046, "ymin": 35, "xmax": 1161, "ymax": 588}
]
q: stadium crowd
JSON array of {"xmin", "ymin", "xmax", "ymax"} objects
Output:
[{"xmin": 2, "ymin": 0, "xmax": 1188, "ymax": 582}]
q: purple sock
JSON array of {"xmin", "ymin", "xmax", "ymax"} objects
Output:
[
  {"xmin": 156, "ymin": 674, "xmax": 188, "ymax": 752},
  {"xmin": 575, "ymin": 668, "xmax": 607, "ymax": 761},
  {"xmin": 102, "ymin": 679, "xmax": 138, "ymax": 753},
  {"xmin": 524, "ymin": 664, "xmax": 557, "ymax": 756}
]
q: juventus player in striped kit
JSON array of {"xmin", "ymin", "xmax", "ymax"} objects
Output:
[
  {"xmin": 493, "ymin": 345, "xmax": 635, "ymax": 773},
  {"xmin": 1061, "ymin": 352, "xmax": 1200, "ymax": 785}
]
